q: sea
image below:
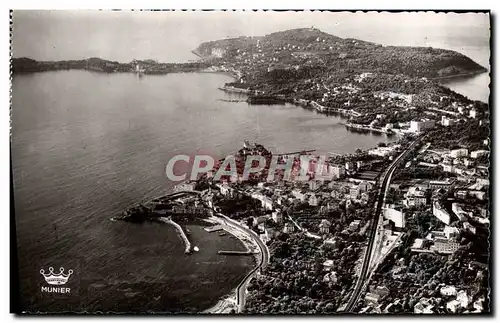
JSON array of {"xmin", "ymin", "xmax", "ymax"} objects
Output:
[{"xmin": 11, "ymin": 14, "xmax": 489, "ymax": 313}]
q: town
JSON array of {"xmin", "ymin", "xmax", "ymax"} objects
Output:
[
  {"xmin": 117, "ymin": 27, "xmax": 490, "ymax": 314},
  {"xmin": 158, "ymin": 108, "xmax": 489, "ymax": 314}
]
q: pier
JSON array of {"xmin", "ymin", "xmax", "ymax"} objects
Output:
[
  {"xmin": 344, "ymin": 123, "xmax": 394, "ymax": 134},
  {"xmin": 218, "ymin": 250, "xmax": 255, "ymax": 255},
  {"xmin": 158, "ymin": 217, "xmax": 192, "ymax": 254},
  {"xmin": 218, "ymin": 99, "xmax": 246, "ymax": 103}
]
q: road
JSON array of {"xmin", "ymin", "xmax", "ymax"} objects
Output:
[
  {"xmin": 218, "ymin": 213, "xmax": 270, "ymax": 313},
  {"xmin": 343, "ymin": 135, "xmax": 425, "ymax": 312}
]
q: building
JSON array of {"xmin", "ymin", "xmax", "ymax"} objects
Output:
[
  {"xmin": 451, "ymin": 203, "xmax": 469, "ymax": 221},
  {"xmin": 440, "ymin": 286, "xmax": 458, "ymax": 297},
  {"xmin": 409, "ymin": 120, "xmax": 435, "ymax": 133},
  {"xmin": 264, "ymin": 228, "xmax": 277, "ymax": 241},
  {"xmin": 450, "ymin": 148, "xmax": 469, "ymax": 158},
  {"xmin": 217, "ymin": 183, "xmax": 234, "ymax": 197},
  {"xmin": 308, "ymin": 194, "xmax": 319, "ymax": 206},
  {"xmin": 457, "ymin": 290, "xmax": 470, "ymax": 308},
  {"xmin": 411, "ymin": 238, "xmax": 426, "ymax": 252},
  {"xmin": 350, "ymin": 186, "xmax": 360, "ymax": 199},
  {"xmin": 383, "ymin": 207, "xmax": 405, "ymax": 228},
  {"xmin": 365, "ymin": 293, "xmax": 381, "ymax": 305},
  {"xmin": 368, "ymin": 146, "xmax": 397, "ymax": 157},
  {"xmin": 414, "ymin": 298, "xmax": 434, "ymax": 314},
  {"xmin": 291, "ymin": 189, "xmax": 307, "ymax": 202},
  {"xmin": 441, "ymin": 116, "xmax": 455, "ymax": 127},
  {"xmin": 329, "ymin": 164, "xmax": 346, "ymax": 179},
  {"xmin": 442, "ymin": 164, "xmax": 455, "ymax": 173},
  {"xmin": 283, "ymin": 222, "xmax": 295, "ymax": 234},
  {"xmin": 447, "ymin": 300, "xmax": 461, "ymax": 313},
  {"xmin": 433, "ymin": 201, "xmax": 451, "ymax": 225},
  {"xmin": 323, "ymin": 238, "xmax": 338, "ymax": 249},
  {"xmin": 319, "ymin": 219, "xmax": 331, "ymax": 234},
  {"xmin": 360, "ymin": 192, "xmax": 370, "ymax": 204},
  {"xmin": 371, "ymin": 286, "xmax": 390, "ymax": 298},
  {"xmin": 463, "ymin": 222, "xmax": 476, "ymax": 234},
  {"xmin": 359, "ymin": 181, "xmax": 373, "ymax": 192},
  {"xmin": 455, "ymin": 190, "xmax": 468, "ymax": 200},
  {"xmin": 323, "ymin": 271, "xmax": 338, "ymax": 284},
  {"xmin": 469, "ymin": 190, "xmax": 486, "ymax": 200},
  {"xmin": 272, "ymin": 210, "xmax": 283, "ymax": 224},
  {"xmin": 470, "ymin": 150, "xmax": 489, "ymax": 159},
  {"xmin": 443, "ymin": 225, "xmax": 460, "ymax": 239},
  {"xmin": 173, "ymin": 181, "xmax": 196, "ymax": 192},
  {"xmin": 431, "ymin": 238, "xmax": 460, "ymax": 254},
  {"xmin": 429, "ymin": 180, "xmax": 453, "ymax": 189},
  {"xmin": 349, "ymin": 220, "xmax": 361, "ymax": 231},
  {"xmin": 323, "ymin": 259, "xmax": 334, "ymax": 271},
  {"xmin": 470, "ymin": 108, "xmax": 478, "ymax": 119},
  {"xmin": 404, "ymin": 186, "xmax": 427, "ymax": 207}
]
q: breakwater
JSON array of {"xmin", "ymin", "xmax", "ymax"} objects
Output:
[{"xmin": 158, "ymin": 217, "xmax": 192, "ymax": 254}]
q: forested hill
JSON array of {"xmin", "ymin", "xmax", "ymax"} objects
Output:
[{"xmin": 194, "ymin": 28, "xmax": 487, "ymax": 78}]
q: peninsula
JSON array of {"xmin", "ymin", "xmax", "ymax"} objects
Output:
[{"xmin": 12, "ymin": 28, "xmax": 486, "ymax": 80}]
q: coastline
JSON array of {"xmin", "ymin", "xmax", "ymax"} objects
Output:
[
  {"xmin": 201, "ymin": 214, "xmax": 265, "ymax": 314},
  {"xmin": 429, "ymin": 69, "xmax": 488, "ymax": 81}
]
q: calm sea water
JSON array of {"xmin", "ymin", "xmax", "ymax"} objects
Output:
[
  {"xmin": 11, "ymin": 12, "xmax": 490, "ymax": 313},
  {"xmin": 11, "ymin": 71, "xmax": 398, "ymax": 312}
]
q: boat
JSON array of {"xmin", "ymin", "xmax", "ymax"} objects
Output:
[{"xmin": 193, "ymin": 246, "xmax": 200, "ymax": 252}]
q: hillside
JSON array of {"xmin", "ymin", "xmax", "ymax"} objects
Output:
[{"xmin": 194, "ymin": 28, "xmax": 486, "ymax": 78}]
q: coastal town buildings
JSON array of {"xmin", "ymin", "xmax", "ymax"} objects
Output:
[{"xmin": 433, "ymin": 201, "xmax": 451, "ymax": 225}]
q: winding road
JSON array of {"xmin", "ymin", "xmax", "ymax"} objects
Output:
[
  {"xmin": 343, "ymin": 135, "xmax": 425, "ymax": 312},
  {"xmin": 218, "ymin": 214, "xmax": 270, "ymax": 312}
]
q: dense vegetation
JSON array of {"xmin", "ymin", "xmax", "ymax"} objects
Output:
[{"xmin": 196, "ymin": 28, "xmax": 486, "ymax": 78}]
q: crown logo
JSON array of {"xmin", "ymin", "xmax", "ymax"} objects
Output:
[{"xmin": 40, "ymin": 267, "xmax": 73, "ymax": 285}]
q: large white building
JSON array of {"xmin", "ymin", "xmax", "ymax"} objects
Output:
[
  {"xmin": 443, "ymin": 225, "xmax": 460, "ymax": 239},
  {"xmin": 470, "ymin": 150, "xmax": 489, "ymax": 159},
  {"xmin": 409, "ymin": 120, "xmax": 435, "ymax": 133},
  {"xmin": 441, "ymin": 116, "xmax": 455, "ymax": 127},
  {"xmin": 383, "ymin": 206, "xmax": 405, "ymax": 228},
  {"xmin": 328, "ymin": 164, "xmax": 346, "ymax": 179},
  {"xmin": 450, "ymin": 148, "xmax": 469, "ymax": 158},
  {"xmin": 431, "ymin": 237, "xmax": 460, "ymax": 254}
]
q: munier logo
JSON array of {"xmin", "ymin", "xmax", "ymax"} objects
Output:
[{"xmin": 40, "ymin": 267, "xmax": 73, "ymax": 294}]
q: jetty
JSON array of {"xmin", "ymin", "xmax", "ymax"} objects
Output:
[
  {"xmin": 344, "ymin": 123, "xmax": 394, "ymax": 134},
  {"xmin": 158, "ymin": 217, "xmax": 192, "ymax": 254},
  {"xmin": 218, "ymin": 99, "xmax": 247, "ymax": 103},
  {"xmin": 218, "ymin": 250, "xmax": 255, "ymax": 255}
]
